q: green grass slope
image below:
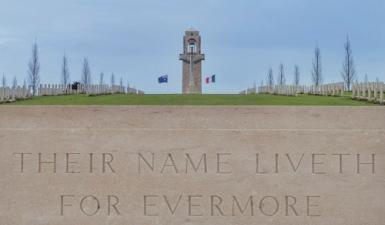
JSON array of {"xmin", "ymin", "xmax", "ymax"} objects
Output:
[{"xmin": 4, "ymin": 94, "xmax": 376, "ymax": 106}]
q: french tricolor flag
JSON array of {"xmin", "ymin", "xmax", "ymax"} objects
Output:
[{"xmin": 205, "ymin": 74, "xmax": 216, "ymax": 84}]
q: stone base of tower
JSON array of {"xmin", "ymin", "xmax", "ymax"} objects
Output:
[{"xmin": 180, "ymin": 55, "xmax": 204, "ymax": 94}]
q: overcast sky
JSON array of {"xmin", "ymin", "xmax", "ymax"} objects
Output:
[{"xmin": 0, "ymin": 0, "xmax": 384, "ymax": 93}]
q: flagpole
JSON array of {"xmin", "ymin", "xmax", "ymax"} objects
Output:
[{"xmin": 167, "ymin": 75, "xmax": 170, "ymax": 94}]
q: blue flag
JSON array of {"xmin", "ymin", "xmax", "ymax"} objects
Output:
[
  {"xmin": 158, "ymin": 75, "xmax": 168, "ymax": 83},
  {"xmin": 211, "ymin": 74, "xmax": 216, "ymax": 83}
]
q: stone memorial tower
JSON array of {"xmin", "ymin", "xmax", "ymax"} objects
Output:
[{"xmin": 179, "ymin": 28, "xmax": 205, "ymax": 94}]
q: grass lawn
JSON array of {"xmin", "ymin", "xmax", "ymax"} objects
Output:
[{"xmin": 3, "ymin": 93, "xmax": 377, "ymax": 106}]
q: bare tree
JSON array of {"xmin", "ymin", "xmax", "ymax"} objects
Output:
[
  {"xmin": 61, "ymin": 54, "xmax": 70, "ymax": 85},
  {"xmin": 312, "ymin": 46, "xmax": 322, "ymax": 86},
  {"xmin": 12, "ymin": 76, "xmax": 17, "ymax": 89},
  {"xmin": 341, "ymin": 36, "xmax": 356, "ymax": 90},
  {"xmin": 99, "ymin": 72, "xmax": 104, "ymax": 85},
  {"xmin": 277, "ymin": 63, "xmax": 285, "ymax": 85},
  {"xmin": 2, "ymin": 74, "xmax": 6, "ymax": 87},
  {"xmin": 119, "ymin": 77, "xmax": 123, "ymax": 87},
  {"xmin": 266, "ymin": 67, "xmax": 274, "ymax": 86},
  {"xmin": 294, "ymin": 65, "xmax": 300, "ymax": 85},
  {"xmin": 28, "ymin": 41, "xmax": 40, "ymax": 95},
  {"xmin": 364, "ymin": 74, "xmax": 368, "ymax": 83},
  {"xmin": 81, "ymin": 58, "xmax": 91, "ymax": 85},
  {"xmin": 110, "ymin": 73, "xmax": 115, "ymax": 86}
]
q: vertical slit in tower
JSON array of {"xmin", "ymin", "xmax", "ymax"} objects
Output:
[{"xmin": 189, "ymin": 46, "xmax": 194, "ymax": 93}]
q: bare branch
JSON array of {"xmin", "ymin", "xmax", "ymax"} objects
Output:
[
  {"xmin": 81, "ymin": 58, "xmax": 91, "ymax": 85},
  {"xmin": 61, "ymin": 54, "xmax": 70, "ymax": 85},
  {"xmin": 277, "ymin": 63, "xmax": 286, "ymax": 85},
  {"xmin": 12, "ymin": 76, "xmax": 17, "ymax": 89},
  {"xmin": 266, "ymin": 67, "xmax": 274, "ymax": 86},
  {"xmin": 341, "ymin": 36, "xmax": 356, "ymax": 90},
  {"xmin": 2, "ymin": 74, "xmax": 6, "ymax": 87},
  {"xmin": 110, "ymin": 73, "xmax": 115, "ymax": 86},
  {"xmin": 294, "ymin": 65, "xmax": 300, "ymax": 85},
  {"xmin": 28, "ymin": 41, "xmax": 40, "ymax": 95},
  {"xmin": 99, "ymin": 72, "xmax": 104, "ymax": 85},
  {"xmin": 311, "ymin": 46, "xmax": 322, "ymax": 87}
]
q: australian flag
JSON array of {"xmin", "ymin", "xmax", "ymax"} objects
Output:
[
  {"xmin": 158, "ymin": 75, "xmax": 168, "ymax": 83},
  {"xmin": 211, "ymin": 74, "xmax": 216, "ymax": 83}
]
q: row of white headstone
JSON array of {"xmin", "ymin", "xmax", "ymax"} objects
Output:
[
  {"xmin": 38, "ymin": 84, "xmax": 144, "ymax": 96},
  {"xmin": 352, "ymin": 82, "xmax": 384, "ymax": 104},
  {"xmin": 256, "ymin": 85, "xmax": 306, "ymax": 96},
  {"xmin": 0, "ymin": 84, "xmax": 145, "ymax": 103},
  {"xmin": 242, "ymin": 83, "xmax": 345, "ymax": 97},
  {"xmin": 0, "ymin": 86, "xmax": 32, "ymax": 102},
  {"xmin": 308, "ymin": 83, "xmax": 345, "ymax": 96},
  {"xmin": 239, "ymin": 87, "xmax": 257, "ymax": 95}
]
